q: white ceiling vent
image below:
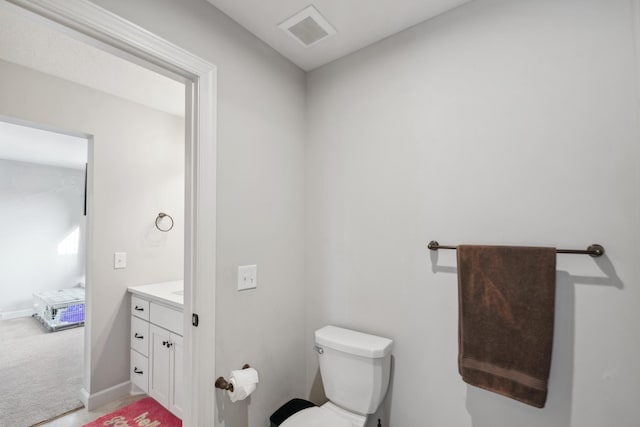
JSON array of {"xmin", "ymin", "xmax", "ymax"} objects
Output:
[{"xmin": 278, "ymin": 5, "xmax": 336, "ymax": 48}]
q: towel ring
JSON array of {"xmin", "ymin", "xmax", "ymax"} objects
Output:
[{"xmin": 155, "ymin": 212, "xmax": 174, "ymax": 232}]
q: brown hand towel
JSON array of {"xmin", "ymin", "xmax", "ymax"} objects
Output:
[{"xmin": 457, "ymin": 245, "xmax": 556, "ymax": 408}]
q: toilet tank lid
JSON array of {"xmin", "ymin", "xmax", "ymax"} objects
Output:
[{"xmin": 315, "ymin": 325, "xmax": 393, "ymax": 358}]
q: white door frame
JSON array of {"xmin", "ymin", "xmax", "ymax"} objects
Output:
[{"xmin": 1, "ymin": 1, "xmax": 217, "ymax": 425}]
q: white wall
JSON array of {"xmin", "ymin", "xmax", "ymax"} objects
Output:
[
  {"xmin": 0, "ymin": 159, "xmax": 86, "ymax": 317},
  {"xmin": 87, "ymin": 1, "xmax": 307, "ymax": 425},
  {"xmin": 306, "ymin": 0, "xmax": 640, "ymax": 426},
  {"xmin": 0, "ymin": 59, "xmax": 185, "ymax": 395}
]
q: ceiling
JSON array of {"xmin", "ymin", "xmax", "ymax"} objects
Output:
[
  {"xmin": 0, "ymin": 121, "xmax": 88, "ymax": 170},
  {"xmin": 206, "ymin": 0, "xmax": 472, "ymax": 71},
  {"xmin": 0, "ymin": 1, "xmax": 471, "ymax": 113},
  {"xmin": 0, "ymin": 7, "xmax": 185, "ymax": 117}
]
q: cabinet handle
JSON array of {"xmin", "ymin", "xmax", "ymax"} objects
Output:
[
  {"xmin": 134, "ymin": 333, "xmax": 144, "ymax": 339},
  {"xmin": 133, "ymin": 367, "xmax": 144, "ymax": 375},
  {"xmin": 162, "ymin": 340, "xmax": 168, "ymax": 347},
  {"xmin": 134, "ymin": 306, "xmax": 144, "ymax": 311},
  {"xmin": 167, "ymin": 342, "xmax": 173, "ymax": 348}
]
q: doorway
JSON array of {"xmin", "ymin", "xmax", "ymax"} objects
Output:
[
  {"xmin": 0, "ymin": 118, "xmax": 89, "ymax": 426},
  {"xmin": 0, "ymin": 1, "xmax": 217, "ymax": 425}
]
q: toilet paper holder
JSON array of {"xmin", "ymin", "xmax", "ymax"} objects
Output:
[{"xmin": 215, "ymin": 364, "xmax": 251, "ymax": 392}]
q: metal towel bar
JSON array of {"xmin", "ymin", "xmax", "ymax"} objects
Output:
[{"xmin": 427, "ymin": 241, "xmax": 605, "ymax": 257}]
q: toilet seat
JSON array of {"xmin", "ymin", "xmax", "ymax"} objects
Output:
[{"xmin": 280, "ymin": 406, "xmax": 351, "ymax": 427}]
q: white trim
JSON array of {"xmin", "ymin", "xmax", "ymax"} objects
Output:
[
  {"xmin": 0, "ymin": 308, "xmax": 34, "ymax": 320},
  {"xmin": 1, "ymin": 0, "xmax": 212, "ymax": 75},
  {"xmin": 0, "ymin": 114, "xmax": 91, "ymax": 140},
  {"xmin": 84, "ymin": 134, "xmax": 95, "ymax": 398},
  {"xmin": 632, "ymin": 0, "xmax": 640, "ymax": 104},
  {"xmin": 2, "ymin": 1, "xmax": 218, "ymax": 425},
  {"xmin": 80, "ymin": 381, "xmax": 131, "ymax": 411}
]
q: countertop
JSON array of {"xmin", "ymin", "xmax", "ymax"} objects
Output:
[{"xmin": 128, "ymin": 280, "xmax": 184, "ymax": 310}]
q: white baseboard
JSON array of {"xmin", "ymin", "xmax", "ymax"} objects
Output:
[
  {"xmin": 80, "ymin": 381, "xmax": 132, "ymax": 410},
  {"xmin": 1, "ymin": 308, "xmax": 34, "ymax": 320}
]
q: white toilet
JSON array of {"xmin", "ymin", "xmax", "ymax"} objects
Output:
[{"xmin": 270, "ymin": 325, "xmax": 393, "ymax": 427}]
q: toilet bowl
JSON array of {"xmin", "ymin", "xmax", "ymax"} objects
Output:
[{"xmin": 270, "ymin": 326, "xmax": 393, "ymax": 427}]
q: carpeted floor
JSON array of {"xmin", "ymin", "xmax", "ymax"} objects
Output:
[{"xmin": 0, "ymin": 317, "xmax": 84, "ymax": 427}]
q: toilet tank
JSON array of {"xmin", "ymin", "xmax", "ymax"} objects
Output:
[{"xmin": 315, "ymin": 326, "xmax": 393, "ymax": 415}]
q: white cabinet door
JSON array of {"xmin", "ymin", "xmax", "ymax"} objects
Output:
[
  {"xmin": 169, "ymin": 333, "xmax": 184, "ymax": 419},
  {"xmin": 149, "ymin": 324, "xmax": 171, "ymax": 407}
]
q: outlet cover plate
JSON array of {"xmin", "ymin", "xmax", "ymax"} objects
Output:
[{"xmin": 114, "ymin": 252, "xmax": 127, "ymax": 269}]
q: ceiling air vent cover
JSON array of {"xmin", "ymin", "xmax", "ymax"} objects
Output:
[{"xmin": 278, "ymin": 5, "xmax": 336, "ymax": 48}]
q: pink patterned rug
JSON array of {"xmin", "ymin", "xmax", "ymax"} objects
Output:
[{"xmin": 83, "ymin": 397, "xmax": 181, "ymax": 427}]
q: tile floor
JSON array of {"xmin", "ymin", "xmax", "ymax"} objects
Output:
[{"xmin": 35, "ymin": 394, "xmax": 146, "ymax": 426}]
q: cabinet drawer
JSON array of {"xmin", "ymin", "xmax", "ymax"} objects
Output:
[
  {"xmin": 130, "ymin": 350, "xmax": 149, "ymax": 393},
  {"xmin": 131, "ymin": 296, "xmax": 150, "ymax": 320},
  {"xmin": 131, "ymin": 316, "xmax": 150, "ymax": 357},
  {"xmin": 150, "ymin": 303, "xmax": 183, "ymax": 336}
]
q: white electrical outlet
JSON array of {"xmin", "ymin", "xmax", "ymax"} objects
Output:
[
  {"xmin": 237, "ymin": 265, "xmax": 257, "ymax": 291},
  {"xmin": 114, "ymin": 252, "xmax": 127, "ymax": 269}
]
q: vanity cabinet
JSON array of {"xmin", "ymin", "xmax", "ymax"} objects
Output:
[
  {"xmin": 149, "ymin": 324, "xmax": 184, "ymax": 417},
  {"xmin": 130, "ymin": 293, "xmax": 183, "ymax": 419}
]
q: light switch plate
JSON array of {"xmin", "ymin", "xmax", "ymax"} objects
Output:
[
  {"xmin": 114, "ymin": 252, "xmax": 127, "ymax": 269},
  {"xmin": 237, "ymin": 265, "xmax": 257, "ymax": 291}
]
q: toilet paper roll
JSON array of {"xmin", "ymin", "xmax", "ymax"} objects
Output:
[
  {"xmin": 227, "ymin": 379, "xmax": 257, "ymax": 402},
  {"xmin": 230, "ymin": 367, "xmax": 259, "ymax": 386},
  {"xmin": 227, "ymin": 367, "xmax": 259, "ymax": 402}
]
